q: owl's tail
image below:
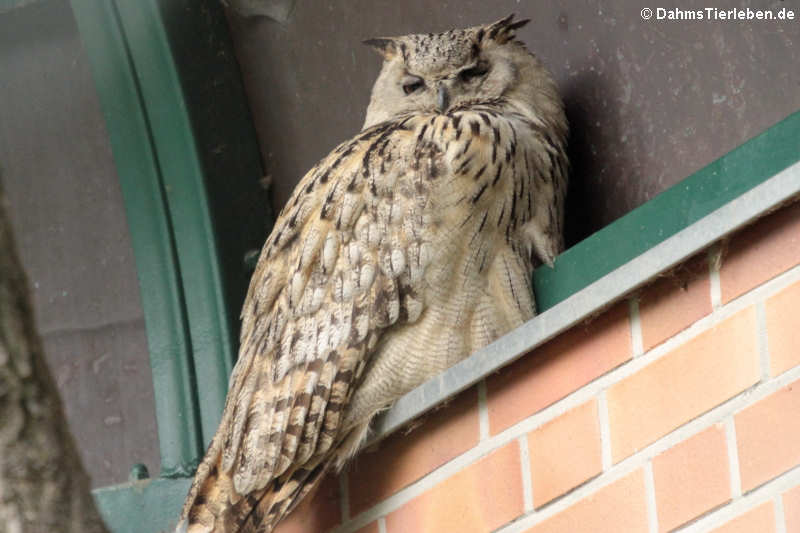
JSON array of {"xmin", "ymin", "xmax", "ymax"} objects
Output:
[
  {"xmin": 235, "ymin": 457, "xmax": 331, "ymax": 532},
  {"xmin": 178, "ymin": 451, "xmax": 331, "ymax": 533}
]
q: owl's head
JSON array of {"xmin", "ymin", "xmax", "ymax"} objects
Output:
[{"xmin": 362, "ymin": 14, "xmax": 565, "ymax": 135}]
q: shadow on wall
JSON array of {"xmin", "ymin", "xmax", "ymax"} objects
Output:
[
  {"xmin": 562, "ymin": 68, "xmax": 643, "ymax": 248},
  {"xmin": 563, "ymin": 72, "xmax": 599, "ymax": 247}
]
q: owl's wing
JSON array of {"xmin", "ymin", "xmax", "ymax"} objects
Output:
[{"xmin": 215, "ymin": 114, "xmax": 438, "ymax": 500}]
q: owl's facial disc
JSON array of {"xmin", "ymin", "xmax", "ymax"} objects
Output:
[{"xmin": 363, "ymin": 15, "xmax": 550, "ymax": 129}]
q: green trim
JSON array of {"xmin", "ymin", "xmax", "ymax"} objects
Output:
[
  {"xmin": 534, "ymin": 110, "xmax": 800, "ymax": 311},
  {"xmin": 72, "ymin": 0, "xmax": 268, "ymax": 483},
  {"xmin": 73, "ymin": 0, "xmax": 269, "ymax": 528},
  {"xmin": 71, "ymin": 0, "xmax": 204, "ymax": 476},
  {"xmin": 110, "ymin": 0, "xmax": 235, "ymax": 447},
  {"xmin": 93, "ymin": 478, "xmax": 191, "ymax": 533}
]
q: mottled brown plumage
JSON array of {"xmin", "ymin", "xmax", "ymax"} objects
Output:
[{"xmin": 179, "ymin": 15, "xmax": 567, "ymax": 532}]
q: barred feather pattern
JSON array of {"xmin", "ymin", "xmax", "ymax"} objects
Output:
[{"xmin": 180, "ymin": 15, "xmax": 567, "ymax": 533}]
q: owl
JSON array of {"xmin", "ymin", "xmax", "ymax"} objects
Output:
[{"xmin": 179, "ymin": 14, "xmax": 568, "ymax": 532}]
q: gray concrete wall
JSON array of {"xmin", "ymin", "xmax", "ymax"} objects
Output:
[{"xmin": 0, "ymin": 0, "xmax": 160, "ymax": 488}]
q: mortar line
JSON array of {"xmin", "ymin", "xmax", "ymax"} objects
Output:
[
  {"xmin": 775, "ymin": 494, "xmax": 787, "ymax": 533},
  {"xmin": 378, "ymin": 517, "xmax": 388, "ymax": 533},
  {"xmin": 674, "ymin": 465, "xmax": 800, "ymax": 533},
  {"xmin": 629, "ymin": 297, "xmax": 645, "ymax": 357},
  {"xmin": 725, "ymin": 417, "xmax": 743, "ymax": 499},
  {"xmin": 709, "ymin": 244, "xmax": 723, "ymax": 310},
  {"xmin": 519, "ymin": 434, "xmax": 534, "ymax": 513}
]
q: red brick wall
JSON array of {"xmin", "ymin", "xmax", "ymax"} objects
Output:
[{"xmin": 277, "ymin": 201, "xmax": 800, "ymax": 533}]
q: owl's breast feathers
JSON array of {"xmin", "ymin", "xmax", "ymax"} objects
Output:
[{"xmin": 180, "ymin": 105, "xmax": 566, "ymax": 533}]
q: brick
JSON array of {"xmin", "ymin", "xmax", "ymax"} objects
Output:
[
  {"xmin": 607, "ymin": 307, "xmax": 759, "ymax": 462},
  {"xmin": 488, "ymin": 303, "xmax": 630, "ymax": 434},
  {"xmin": 709, "ymin": 501, "xmax": 775, "ymax": 533},
  {"xmin": 639, "ymin": 254, "xmax": 711, "ymax": 352},
  {"xmin": 528, "ymin": 400, "xmax": 602, "ymax": 507},
  {"xmin": 784, "ymin": 484, "xmax": 800, "ymax": 533},
  {"xmin": 721, "ymin": 201, "xmax": 800, "ymax": 303},
  {"xmin": 525, "ymin": 469, "xmax": 649, "ymax": 533},
  {"xmin": 349, "ymin": 388, "xmax": 479, "ymax": 515},
  {"xmin": 652, "ymin": 425, "xmax": 731, "ymax": 532},
  {"xmin": 386, "ymin": 441, "xmax": 524, "ymax": 533},
  {"xmin": 735, "ymin": 379, "xmax": 800, "ymax": 491},
  {"xmin": 274, "ymin": 474, "xmax": 340, "ymax": 533},
  {"xmin": 765, "ymin": 280, "xmax": 800, "ymax": 376}
]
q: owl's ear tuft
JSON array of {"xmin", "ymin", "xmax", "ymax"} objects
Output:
[
  {"xmin": 363, "ymin": 38, "xmax": 398, "ymax": 59},
  {"xmin": 481, "ymin": 14, "xmax": 530, "ymax": 44}
]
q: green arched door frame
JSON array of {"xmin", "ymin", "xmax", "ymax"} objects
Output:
[{"xmin": 70, "ymin": 1, "xmax": 269, "ymax": 531}]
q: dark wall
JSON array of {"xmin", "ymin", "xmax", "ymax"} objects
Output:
[
  {"xmin": 225, "ymin": 0, "xmax": 799, "ymax": 245},
  {"xmin": 0, "ymin": 0, "xmax": 160, "ymax": 487}
]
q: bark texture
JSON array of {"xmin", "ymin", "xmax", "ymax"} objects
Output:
[{"xmin": 0, "ymin": 182, "xmax": 109, "ymax": 533}]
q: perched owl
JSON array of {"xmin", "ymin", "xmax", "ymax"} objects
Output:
[{"xmin": 179, "ymin": 14, "xmax": 567, "ymax": 532}]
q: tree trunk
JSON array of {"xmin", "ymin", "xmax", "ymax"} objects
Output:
[{"xmin": 0, "ymin": 182, "xmax": 109, "ymax": 533}]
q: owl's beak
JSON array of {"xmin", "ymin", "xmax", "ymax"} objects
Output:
[{"xmin": 436, "ymin": 84, "xmax": 450, "ymax": 113}]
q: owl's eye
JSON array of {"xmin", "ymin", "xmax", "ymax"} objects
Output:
[
  {"xmin": 459, "ymin": 63, "xmax": 489, "ymax": 82},
  {"xmin": 402, "ymin": 76, "xmax": 425, "ymax": 95}
]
